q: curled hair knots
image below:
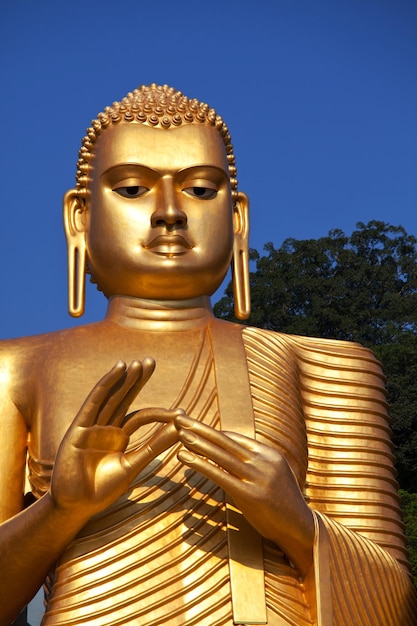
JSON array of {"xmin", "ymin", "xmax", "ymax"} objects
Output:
[{"xmin": 75, "ymin": 83, "xmax": 238, "ymax": 196}]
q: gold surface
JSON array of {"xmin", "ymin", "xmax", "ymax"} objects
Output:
[
  {"xmin": 209, "ymin": 320, "xmax": 266, "ymax": 623},
  {"xmin": 0, "ymin": 84, "xmax": 416, "ymax": 626}
]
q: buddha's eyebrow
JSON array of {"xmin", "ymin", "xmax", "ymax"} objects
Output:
[
  {"xmin": 177, "ymin": 165, "xmax": 229, "ymax": 176},
  {"xmin": 100, "ymin": 163, "xmax": 229, "ymax": 181},
  {"xmin": 100, "ymin": 163, "xmax": 159, "ymax": 179}
]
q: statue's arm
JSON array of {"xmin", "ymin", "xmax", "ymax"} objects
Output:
[
  {"xmin": 0, "ymin": 358, "xmax": 180, "ymax": 624},
  {"xmin": 295, "ymin": 336, "xmax": 409, "ymax": 567},
  {"xmin": 0, "ymin": 483, "xmax": 93, "ymax": 623},
  {"xmin": 0, "ymin": 348, "xmax": 86, "ymax": 624},
  {"xmin": 0, "ymin": 364, "xmax": 27, "ymax": 524},
  {"xmin": 291, "ymin": 334, "xmax": 417, "ymax": 623}
]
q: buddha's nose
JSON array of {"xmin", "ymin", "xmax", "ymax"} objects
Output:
[{"xmin": 151, "ymin": 178, "xmax": 187, "ymax": 228}]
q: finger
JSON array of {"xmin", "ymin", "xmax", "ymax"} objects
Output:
[
  {"xmin": 98, "ymin": 358, "xmax": 156, "ymax": 427},
  {"xmin": 177, "ymin": 428, "xmax": 249, "ymax": 479},
  {"xmin": 123, "ymin": 423, "xmax": 178, "ymax": 476},
  {"xmin": 177, "ymin": 449, "xmax": 243, "ymax": 498},
  {"xmin": 122, "ymin": 407, "xmax": 185, "ymax": 436},
  {"xmin": 70, "ymin": 361, "xmax": 128, "ymax": 429},
  {"xmin": 95, "ymin": 361, "xmax": 141, "ymax": 425},
  {"xmin": 110, "ymin": 358, "xmax": 156, "ymax": 427},
  {"xmin": 221, "ymin": 431, "xmax": 262, "ymax": 452},
  {"xmin": 175, "ymin": 415, "xmax": 251, "ymax": 460}
]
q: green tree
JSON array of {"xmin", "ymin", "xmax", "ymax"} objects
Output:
[{"xmin": 399, "ymin": 490, "xmax": 417, "ymax": 588}]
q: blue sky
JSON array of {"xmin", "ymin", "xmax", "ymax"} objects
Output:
[{"xmin": 1, "ymin": 0, "xmax": 416, "ymax": 342}]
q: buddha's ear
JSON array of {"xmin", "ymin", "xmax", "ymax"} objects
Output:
[
  {"xmin": 63, "ymin": 189, "xmax": 87, "ymax": 238},
  {"xmin": 233, "ymin": 191, "xmax": 249, "ymax": 242},
  {"xmin": 232, "ymin": 192, "xmax": 251, "ymax": 320},
  {"xmin": 63, "ymin": 189, "xmax": 87, "ymax": 318}
]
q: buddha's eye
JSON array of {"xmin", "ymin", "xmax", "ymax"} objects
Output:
[
  {"xmin": 183, "ymin": 186, "xmax": 217, "ymax": 200},
  {"xmin": 113, "ymin": 185, "xmax": 148, "ymax": 198}
]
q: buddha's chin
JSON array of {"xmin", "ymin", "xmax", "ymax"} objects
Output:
[{"xmin": 90, "ymin": 257, "xmax": 229, "ymax": 301}]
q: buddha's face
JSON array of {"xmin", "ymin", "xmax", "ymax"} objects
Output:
[{"xmin": 83, "ymin": 122, "xmax": 241, "ymax": 300}]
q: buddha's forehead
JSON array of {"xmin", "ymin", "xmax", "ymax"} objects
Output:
[{"xmin": 92, "ymin": 122, "xmax": 229, "ymax": 175}]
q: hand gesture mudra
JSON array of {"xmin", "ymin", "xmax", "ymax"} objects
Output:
[
  {"xmin": 175, "ymin": 415, "xmax": 315, "ymax": 574},
  {"xmin": 51, "ymin": 359, "xmax": 183, "ymax": 518}
]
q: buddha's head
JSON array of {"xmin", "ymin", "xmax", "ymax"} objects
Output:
[{"xmin": 64, "ymin": 84, "xmax": 250, "ymax": 319}]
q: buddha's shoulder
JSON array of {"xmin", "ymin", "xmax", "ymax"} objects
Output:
[
  {"xmin": 0, "ymin": 321, "xmax": 109, "ymax": 363},
  {"xmin": 242, "ymin": 325, "xmax": 381, "ymax": 371}
]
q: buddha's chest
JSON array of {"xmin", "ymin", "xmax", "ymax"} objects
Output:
[{"xmin": 27, "ymin": 327, "xmax": 214, "ymax": 470}]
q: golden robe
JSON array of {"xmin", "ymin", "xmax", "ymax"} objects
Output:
[{"xmin": 28, "ymin": 324, "xmax": 416, "ymax": 625}]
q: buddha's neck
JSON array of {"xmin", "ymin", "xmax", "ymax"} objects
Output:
[{"xmin": 105, "ymin": 295, "xmax": 214, "ymax": 331}]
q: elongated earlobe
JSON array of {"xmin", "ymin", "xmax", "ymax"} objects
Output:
[
  {"xmin": 67, "ymin": 239, "xmax": 86, "ymax": 318},
  {"xmin": 232, "ymin": 192, "xmax": 251, "ymax": 320},
  {"xmin": 63, "ymin": 189, "xmax": 87, "ymax": 317}
]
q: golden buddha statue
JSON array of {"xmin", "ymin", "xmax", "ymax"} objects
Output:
[{"xmin": 0, "ymin": 84, "xmax": 415, "ymax": 626}]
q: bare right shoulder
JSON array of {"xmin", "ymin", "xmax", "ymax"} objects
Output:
[
  {"xmin": 0, "ymin": 336, "xmax": 36, "ymax": 521},
  {"xmin": 0, "ymin": 329, "xmax": 77, "ymax": 416},
  {"xmin": 0, "ymin": 334, "xmax": 37, "ymax": 420},
  {"xmin": 0, "ymin": 323, "xmax": 105, "ymax": 521}
]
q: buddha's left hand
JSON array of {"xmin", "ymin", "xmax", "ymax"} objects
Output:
[{"xmin": 175, "ymin": 415, "xmax": 314, "ymax": 577}]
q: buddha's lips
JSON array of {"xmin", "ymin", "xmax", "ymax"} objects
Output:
[{"xmin": 144, "ymin": 234, "xmax": 193, "ymax": 254}]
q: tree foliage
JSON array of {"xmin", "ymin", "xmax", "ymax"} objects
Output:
[
  {"xmin": 215, "ymin": 221, "xmax": 417, "ymax": 490},
  {"xmin": 399, "ymin": 490, "xmax": 417, "ymax": 588}
]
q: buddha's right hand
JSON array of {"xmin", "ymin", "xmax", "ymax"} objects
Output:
[{"xmin": 50, "ymin": 359, "xmax": 182, "ymax": 519}]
